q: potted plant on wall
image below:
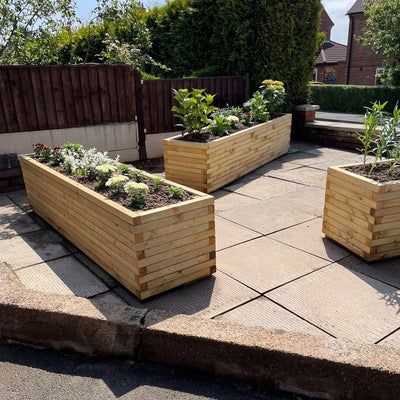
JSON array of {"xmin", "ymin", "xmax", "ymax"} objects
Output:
[
  {"xmin": 323, "ymin": 101, "xmax": 400, "ymax": 261},
  {"xmin": 20, "ymin": 143, "xmax": 216, "ymax": 300},
  {"xmin": 163, "ymin": 80, "xmax": 292, "ymax": 193}
]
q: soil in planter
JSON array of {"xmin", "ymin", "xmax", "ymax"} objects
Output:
[
  {"xmin": 346, "ymin": 161, "xmax": 400, "ymax": 183},
  {"xmin": 178, "ymin": 122, "xmax": 260, "ymax": 143},
  {"xmin": 44, "ymin": 162, "xmax": 194, "ymax": 212}
]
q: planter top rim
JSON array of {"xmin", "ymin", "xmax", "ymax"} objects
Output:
[
  {"xmin": 164, "ymin": 113, "xmax": 292, "ymax": 145},
  {"xmin": 19, "ymin": 154, "xmax": 213, "ymax": 218},
  {"xmin": 328, "ymin": 162, "xmax": 400, "ymax": 187}
]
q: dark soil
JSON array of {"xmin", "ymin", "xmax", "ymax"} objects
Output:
[
  {"xmin": 46, "ymin": 162, "xmax": 194, "ymax": 212},
  {"xmin": 178, "ymin": 122, "xmax": 259, "ymax": 143},
  {"xmin": 345, "ymin": 161, "xmax": 400, "ymax": 183}
]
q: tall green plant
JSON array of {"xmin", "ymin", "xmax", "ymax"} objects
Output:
[{"xmin": 171, "ymin": 88, "xmax": 217, "ymax": 135}]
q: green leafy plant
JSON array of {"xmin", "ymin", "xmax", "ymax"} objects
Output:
[
  {"xmin": 243, "ymin": 91, "xmax": 270, "ymax": 122},
  {"xmin": 149, "ymin": 176, "xmax": 164, "ymax": 190},
  {"xmin": 169, "ymin": 186, "xmax": 186, "ymax": 199},
  {"xmin": 131, "ymin": 169, "xmax": 143, "ymax": 182},
  {"xmin": 259, "ymin": 79, "xmax": 286, "ymax": 113},
  {"xmin": 207, "ymin": 115, "xmax": 231, "ymax": 136},
  {"xmin": 357, "ymin": 101, "xmax": 400, "ymax": 174},
  {"xmin": 119, "ymin": 163, "xmax": 133, "ymax": 176},
  {"xmin": 171, "ymin": 88, "xmax": 218, "ymax": 136},
  {"xmin": 124, "ymin": 181, "xmax": 149, "ymax": 209}
]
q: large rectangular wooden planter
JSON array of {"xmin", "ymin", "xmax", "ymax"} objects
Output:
[
  {"xmin": 323, "ymin": 163, "xmax": 400, "ymax": 261},
  {"xmin": 163, "ymin": 113, "xmax": 292, "ymax": 193},
  {"xmin": 19, "ymin": 155, "xmax": 216, "ymax": 299}
]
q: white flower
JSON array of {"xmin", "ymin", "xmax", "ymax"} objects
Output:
[
  {"xmin": 124, "ymin": 181, "xmax": 149, "ymax": 193},
  {"xmin": 96, "ymin": 164, "xmax": 117, "ymax": 173},
  {"xmin": 226, "ymin": 115, "xmax": 239, "ymax": 124},
  {"xmin": 105, "ymin": 175, "xmax": 129, "ymax": 187}
]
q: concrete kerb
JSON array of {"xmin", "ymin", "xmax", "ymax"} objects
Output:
[{"xmin": 1, "ymin": 262, "xmax": 400, "ymax": 400}]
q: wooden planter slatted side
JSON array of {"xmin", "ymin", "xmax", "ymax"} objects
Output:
[
  {"xmin": 323, "ymin": 164, "xmax": 400, "ymax": 261},
  {"xmin": 163, "ymin": 114, "xmax": 292, "ymax": 193},
  {"xmin": 20, "ymin": 156, "xmax": 216, "ymax": 299}
]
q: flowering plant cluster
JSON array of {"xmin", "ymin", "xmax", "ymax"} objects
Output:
[
  {"xmin": 173, "ymin": 79, "xmax": 286, "ymax": 138},
  {"xmin": 32, "ymin": 143, "xmax": 187, "ymax": 210}
]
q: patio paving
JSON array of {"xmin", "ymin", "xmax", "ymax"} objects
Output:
[{"xmin": 1, "ymin": 139, "xmax": 400, "ymax": 349}]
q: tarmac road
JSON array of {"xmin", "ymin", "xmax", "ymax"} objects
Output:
[{"xmin": 0, "ymin": 340, "xmax": 318, "ymax": 400}]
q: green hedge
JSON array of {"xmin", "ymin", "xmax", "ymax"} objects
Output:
[
  {"xmin": 146, "ymin": 0, "xmax": 321, "ymax": 110},
  {"xmin": 310, "ymin": 85, "xmax": 400, "ymax": 113}
]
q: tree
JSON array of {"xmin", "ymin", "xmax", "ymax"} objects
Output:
[
  {"xmin": 361, "ymin": 0, "xmax": 400, "ymax": 85},
  {"xmin": 0, "ymin": 0, "xmax": 78, "ymax": 64}
]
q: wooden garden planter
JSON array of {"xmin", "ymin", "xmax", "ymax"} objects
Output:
[
  {"xmin": 19, "ymin": 155, "xmax": 216, "ymax": 300},
  {"xmin": 323, "ymin": 163, "xmax": 400, "ymax": 261},
  {"xmin": 163, "ymin": 113, "xmax": 292, "ymax": 193}
]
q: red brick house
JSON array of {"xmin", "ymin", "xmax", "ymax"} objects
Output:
[
  {"xmin": 315, "ymin": 9, "xmax": 347, "ymax": 84},
  {"xmin": 345, "ymin": 0, "xmax": 386, "ymax": 85}
]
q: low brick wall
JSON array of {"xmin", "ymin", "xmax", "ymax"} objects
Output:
[
  {"xmin": 0, "ymin": 154, "xmax": 24, "ymax": 193},
  {"xmin": 295, "ymin": 125, "xmax": 360, "ymax": 151}
]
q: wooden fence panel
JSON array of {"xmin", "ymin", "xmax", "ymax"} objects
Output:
[
  {"xmin": 141, "ymin": 74, "xmax": 248, "ymax": 134},
  {"xmin": 0, "ymin": 65, "xmax": 139, "ymax": 134}
]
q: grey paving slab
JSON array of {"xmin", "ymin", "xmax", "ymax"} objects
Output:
[
  {"xmin": 270, "ymin": 218, "xmax": 351, "ymax": 262},
  {"xmin": 269, "ymin": 186, "xmax": 326, "ymax": 217},
  {"xmin": 115, "ymin": 271, "xmax": 259, "ymax": 318},
  {"xmin": 218, "ymin": 197, "xmax": 317, "ymax": 235},
  {"xmin": 0, "ymin": 201, "xmax": 42, "ymax": 239},
  {"xmin": 379, "ymin": 329, "xmax": 400, "ymax": 349},
  {"xmin": 14, "ymin": 255, "xmax": 109, "ymax": 297},
  {"xmin": 289, "ymin": 140, "xmax": 321, "ymax": 152},
  {"xmin": 252, "ymin": 159, "xmax": 301, "ymax": 176},
  {"xmin": 5, "ymin": 190, "xmax": 30, "ymax": 212},
  {"xmin": 339, "ymin": 256, "xmax": 400, "ymax": 290},
  {"xmin": 213, "ymin": 190, "xmax": 262, "ymax": 214},
  {"xmin": 223, "ymin": 174, "xmax": 303, "ymax": 200},
  {"xmin": 0, "ymin": 230, "xmax": 72, "ymax": 270},
  {"xmin": 218, "ymin": 236, "xmax": 330, "ymax": 293},
  {"xmin": 215, "ymin": 215, "xmax": 260, "ymax": 251},
  {"xmin": 90, "ymin": 291, "xmax": 129, "ymax": 306},
  {"xmin": 267, "ymin": 264, "xmax": 400, "ymax": 344},
  {"xmin": 215, "ymin": 296, "xmax": 328, "ymax": 337},
  {"xmin": 266, "ymin": 166, "xmax": 327, "ymax": 189},
  {"xmin": 74, "ymin": 252, "xmax": 120, "ymax": 288}
]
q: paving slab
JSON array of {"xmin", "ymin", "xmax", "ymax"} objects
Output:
[
  {"xmin": 215, "ymin": 215, "xmax": 261, "ymax": 251},
  {"xmin": 218, "ymin": 196, "xmax": 317, "ymax": 235},
  {"xmin": 267, "ymin": 186, "xmax": 326, "ymax": 217},
  {"xmin": 289, "ymin": 140, "xmax": 321, "ymax": 152},
  {"xmin": 215, "ymin": 296, "xmax": 329, "ymax": 337},
  {"xmin": 223, "ymin": 173, "xmax": 303, "ymax": 200},
  {"xmin": 90, "ymin": 291, "xmax": 129, "ymax": 306},
  {"xmin": 74, "ymin": 252, "xmax": 120, "ymax": 288},
  {"xmin": 266, "ymin": 166, "xmax": 327, "ymax": 189},
  {"xmin": 339, "ymin": 255, "xmax": 400, "ymax": 290},
  {"xmin": 0, "ymin": 230, "xmax": 73, "ymax": 270},
  {"xmin": 379, "ymin": 329, "xmax": 400, "ymax": 349},
  {"xmin": 14, "ymin": 255, "xmax": 109, "ymax": 297},
  {"xmin": 252, "ymin": 159, "xmax": 301, "ymax": 176},
  {"xmin": 5, "ymin": 190, "xmax": 30, "ymax": 212},
  {"xmin": 0, "ymin": 201, "xmax": 42, "ymax": 239},
  {"xmin": 267, "ymin": 263, "xmax": 400, "ymax": 344},
  {"xmin": 218, "ymin": 236, "xmax": 331, "ymax": 293},
  {"xmin": 213, "ymin": 190, "xmax": 262, "ymax": 214},
  {"xmin": 270, "ymin": 218, "xmax": 351, "ymax": 262},
  {"xmin": 114, "ymin": 271, "xmax": 259, "ymax": 319}
]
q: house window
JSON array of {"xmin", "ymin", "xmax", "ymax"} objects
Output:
[
  {"xmin": 375, "ymin": 68, "xmax": 385, "ymax": 86},
  {"xmin": 326, "ymin": 73, "xmax": 336, "ymax": 84},
  {"xmin": 314, "ymin": 68, "xmax": 318, "ymax": 82}
]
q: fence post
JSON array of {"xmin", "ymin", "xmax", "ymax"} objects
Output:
[
  {"xmin": 133, "ymin": 71, "xmax": 147, "ymax": 160},
  {"xmin": 244, "ymin": 73, "xmax": 250, "ymax": 100}
]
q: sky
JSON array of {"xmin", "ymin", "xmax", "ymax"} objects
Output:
[{"xmin": 76, "ymin": 0, "xmax": 356, "ymax": 45}]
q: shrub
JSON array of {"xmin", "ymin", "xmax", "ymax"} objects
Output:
[
  {"xmin": 147, "ymin": 0, "xmax": 321, "ymax": 109},
  {"xmin": 310, "ymin": 85, "xmax": 400, "ymax": 113}
]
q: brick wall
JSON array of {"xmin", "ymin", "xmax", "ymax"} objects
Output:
[
  {"xmin": 316, "ymin": 63, "xmax": 347, "ymax": 84},
  {"xmin": 346, "ymin": 14, "xmax": 386, "ymax": 85},
  {"xmin": 0, "ymin": 154, "xmax": 24, "ymax": 193}
]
